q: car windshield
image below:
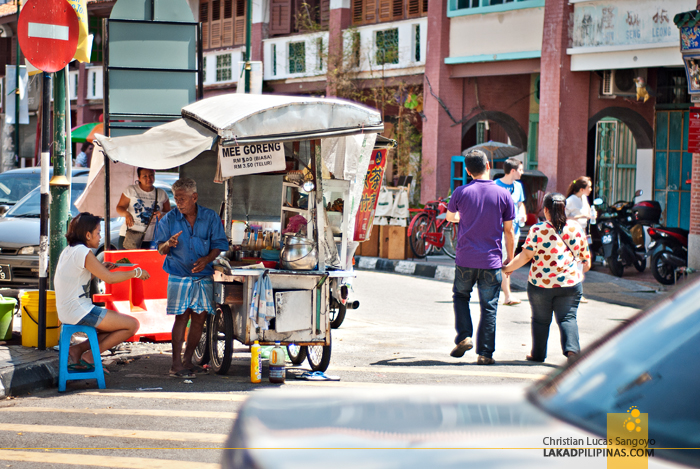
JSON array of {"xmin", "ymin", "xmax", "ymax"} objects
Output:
[
  {"xmin": 7, "ymin": 184, "xmax": 87, "ymax": 218},
  {"xmin": 529, "ymin": 278, "xmax": 700, "ymax": 467},
  {"xmin": 0, "ymin": 173, "xmax": 39, "ymax": 205}
]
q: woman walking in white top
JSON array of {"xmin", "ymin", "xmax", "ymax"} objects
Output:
[
  {"xmin": 565, "ymin": 176, "xmax": 594, "ymax": 231},
  {"xmin": 55, "ymin": 213, "xmax": 150, "ymax": 370}
]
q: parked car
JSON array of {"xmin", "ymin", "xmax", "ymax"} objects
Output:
[
  {"xmin": 0, "ymin": 167, "xmax": 90, "ymax": 216},
  {"xmin": 223, "ymin": 277, "xmax": 700, "ymax": 469},
  {"xmin": 0, "ymin": 173, "xmax": 175, "ymax": 290}
]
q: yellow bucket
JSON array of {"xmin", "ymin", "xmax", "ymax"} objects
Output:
[{"xmin": 21, "ymin": 291, "xmax": 61, "ymax": 348}]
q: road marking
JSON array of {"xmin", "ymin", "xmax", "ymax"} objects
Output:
[
  {"xmin": 27, "ymin": 23, "xmax": 69, "ymax": 40},
  {"xmin": 0, "ymin": 407, "xmax": 237, "ymax": 420},
  {"xmin": 330, "ymin": 366, "xmax": 545, "ymax": 380},
  {"xmin": 0, "ymin": 423, "xmax": 227, "ymax": 443},
  {"xmin": 0, "ymin": 450, "xmax": 219, "ymax": 469},
  {"xmin": 81, "ymin": 390, "xmax": 248, "ymax": 401}
]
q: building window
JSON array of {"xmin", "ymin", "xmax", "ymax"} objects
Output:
[
  {"xmin": 450, "ymin": 0, "xmax": 543, "ymax": 17},
  {"xmin": 73, "ymin": 75, "xmax": 78, "ymax": 99},
  {"xmin": 352, "ymin": 0, "xmax": 427, "ymax": 26},
  {"xmin": 289, "ymin": 41, "xmax": 306, "ymax": 74},
  {"xmin": 216, "ymin": 53, "xmax": 232, "ymax": 81},
  {"xmin": 316, "ymin": 38, "xmax": 324, "ymax": 70},
  {"xmin": 413, "ymin": 24, "xmax": 420, "ymax": 62},
  {"xmin": 376, "ymin": 28, "xmax": 399, "ymax": 65},
  {"xmin": 272, "ymin": 44, "xmax": 277, "ymax": 76},
  {"xmin": 351, "ymin": 31, "xmax": 361, "ymax": 68},
  {"xmin": 91, "ymin": 71, "xmax": 96, "ymax": 98}
]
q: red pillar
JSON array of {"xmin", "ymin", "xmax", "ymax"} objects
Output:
[
  {"xmin": 689, "ymin": 152, "xmax": 700, "ymax": 269},
  {"xmin": 76, "ymin": 62, "xmax": 87, "ymax": 126},
  {"xmin": 538, "ymin": 0, "xmax": 590, "ymax": 193},
  {"xmin": 421, "ymin": 0, "xmax": 462, "ymax": 202},
  {"xmin": 251, "ymin": 23, "xmax": 265, "ymax": 62},
  {"xmin": 326, "ymin": 8, "xmax": 351, "ymax": 97}
]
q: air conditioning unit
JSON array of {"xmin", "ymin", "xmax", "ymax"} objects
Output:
[{"xmin": 602, "ymin": 69, "xmax": 647, "ymax": 97}]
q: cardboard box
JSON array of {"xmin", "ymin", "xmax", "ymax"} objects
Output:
[
  {"xmin": 359, "ymin": 225, "xmax": 380, "ymax": 257},
  {"xmin": 379, "ymin": 225, "xmax": 406, "ymax": 260}
]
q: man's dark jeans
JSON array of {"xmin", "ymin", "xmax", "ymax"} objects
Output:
[
  {"xmin": 453, "ymin": 265, "xmax": 501, "ymax": 359},
  {"xmin": 526, "ymin": 282, "xmax": 582, "ymax": 361}
]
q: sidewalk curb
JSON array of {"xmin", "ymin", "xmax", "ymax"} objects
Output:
[
  {"xmin": 0, "ymin": 355, "xmax": 58, "ymax": 399},
  {"xmin": 355, "ymin": 256, "xmax": 529, "ymax": 291}
]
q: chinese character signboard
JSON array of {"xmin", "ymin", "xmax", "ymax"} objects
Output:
[
  {"xmin": 675, "ymin": 9, "xmax": 700, "ymax": 95},
  {"xmin": 354, "ymin": 149, "xmax": 388, "ymax": 241},
  {"xmin": 688, "ymin": 107, "xmax": 700, "ymax": 153}
]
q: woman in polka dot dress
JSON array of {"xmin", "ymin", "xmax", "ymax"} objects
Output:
[{"xmin": 502, "ymin": 193, "xmax": 591, "ymax": 363}]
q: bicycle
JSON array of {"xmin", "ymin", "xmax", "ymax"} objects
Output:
[{"xmin": 407, "ymin": 197, "xmax": 458, "ymax": 259}]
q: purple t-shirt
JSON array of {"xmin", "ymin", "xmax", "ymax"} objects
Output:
[{"xmin": 448, "ymin": 179, "xmax": 516, "ymax": 269}]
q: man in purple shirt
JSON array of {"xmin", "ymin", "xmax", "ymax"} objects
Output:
[{"xmin": 446, "ymin": 150, "xmax": 516, "ymax": 365}]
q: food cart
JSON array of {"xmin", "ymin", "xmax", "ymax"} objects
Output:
[{"xmin": 95, "ymin": 94, "xmax": 386, "ymax": 374}]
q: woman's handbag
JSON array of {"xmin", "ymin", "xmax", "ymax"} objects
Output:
[{"xmin": 123, "ymin": 190, "xmax": 161, "ymax": 250}]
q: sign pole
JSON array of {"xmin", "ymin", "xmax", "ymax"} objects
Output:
[
  {"xmin": 38, "ymin": 72, "xmax": 51, "ymax": 351},
  {"xmin": 14, "ymin": 0, "xmax": 20, "ymax": 168},
  {"xmin": 244, "ymin": 0, "xmax": 251, "ymax": 93},
  {"xmin": 49, "ymin": 69, "xmax": 70, "ymax": 290}
]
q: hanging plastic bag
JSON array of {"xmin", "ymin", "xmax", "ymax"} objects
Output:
[
  {"xmin": 391, "ymin": 188, "xmax": 410, "ymax": 219},
  {"xmin": 375, "ymin": 187, "xmax": 393, "ymax": 217}
]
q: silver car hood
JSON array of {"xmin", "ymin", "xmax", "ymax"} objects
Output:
[{"xmin": 0, "ymin": 216, "xmax": 122, "ymax": 249}]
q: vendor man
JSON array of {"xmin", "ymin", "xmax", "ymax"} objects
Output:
[{"xmin": 155, "ymin": 177, "xmax": 229, "ymax": 378}]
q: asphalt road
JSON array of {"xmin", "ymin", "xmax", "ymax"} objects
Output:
[{"xmin": 0, "ymin": 270, "xmax": 645, "ymax": 468}]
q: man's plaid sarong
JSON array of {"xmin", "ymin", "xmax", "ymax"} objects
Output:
[{"xmin": 166, "ymin": 275, "xmax": 215, "ymax": 316}]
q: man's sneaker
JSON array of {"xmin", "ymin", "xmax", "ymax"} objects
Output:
[
  {"xmin": 477, "ymin": 355, "xmax": 495, "ymax": 365},
  {"xmin": 450, "ymin": 337, "xmax": 473, "ymax": 357}
]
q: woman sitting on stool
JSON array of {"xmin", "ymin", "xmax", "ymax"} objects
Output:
[{"xmin": 55, "ymin": 213, "xmax": 149, "ymax": 370}]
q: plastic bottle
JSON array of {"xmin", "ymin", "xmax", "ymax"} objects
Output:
[
  {"xmin": 269, "ymin": 341, "xmax": 286, "ymax": 384},
  {"xmin": 250, "ymin": 340, "xmax": 261, "ymax": 383}
]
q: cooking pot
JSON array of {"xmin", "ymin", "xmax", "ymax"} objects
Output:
[{"xmin": 280, "ymin": 234, "xmax": 317, "ymax": 270}]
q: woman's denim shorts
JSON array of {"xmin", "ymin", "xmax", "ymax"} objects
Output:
[{"xmin": 76, "ymin": 306, "xmax": 107, "ymax": 328}]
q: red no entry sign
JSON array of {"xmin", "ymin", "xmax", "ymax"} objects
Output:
[{"xmin": 18, "ymin": 0, "xmax": 79, "ymax": 73}]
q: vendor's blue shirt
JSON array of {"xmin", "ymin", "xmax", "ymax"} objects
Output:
[{"xmin": 155, "ymin": 204, "xmax": 228, "ymax": 277}]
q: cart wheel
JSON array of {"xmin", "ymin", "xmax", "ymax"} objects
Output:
[
  {"xmin": 286, "ymin": 344, "xmax": 308, "ymax": 365},
  {"xmin": 330, "ymin": 303, "xmax": 347, "ymax": 329},
  {"xmin": 192, "ymin": 314, "xmax": 210, "ymax": 366},
  {"xmin": 208, "ymin": 305, "xmax": 233, "ymax": 375},
  {"xmin": 307, "ymin": 336, "xmax": 332, "ymax": 372}
]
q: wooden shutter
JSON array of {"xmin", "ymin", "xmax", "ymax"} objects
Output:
[
  {"xmin": 222, "ymin": 0, "xmax": 233, "ymax": 46},
  {"xmin": 352, "ymin": 0, "xmax": 363, "ymax": 25},
  {"xmin": 421, "ymin": 0, "xmax": 428, "ymax": 15},
  {"xmin": 392, "ymin": 0, "xmax": 403, "ymax": 19},
  {"xmin": 319, "ymin": 0, "xmax": 330, "ymax": 29},
  {"xmin": 200, "ymin": 2, "xmax": 209, "ymax": 49},
  {"xmin": 210, "ymin": 0, "xmax": 222, "ymax": 48},
  {"xmin": 234, "ymin": 0, "xmax": 246, "ymax": 45},
  {"xmin": 270, "ymin": 0, "xmax": 292, "ymax": 35},
  {"xmin": 378, "ymin": 0, "xmax": 391, "ymax": 22},
  {"xmin": 407, "ymin": 0, "xmax": 420, "ymax": 17},
  {"xmin": 363, "ymin": 0, "xmax": 376, "ymax": 24}
]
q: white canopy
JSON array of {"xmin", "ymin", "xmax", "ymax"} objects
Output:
[{"xmin": 94, "ymin": 93, "xmax": 383, "ymax": 170}]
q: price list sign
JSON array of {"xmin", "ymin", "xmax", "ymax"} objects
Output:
[{"xmin": 688, "ymin": 108, "xmax": 700, "ymax": 154}]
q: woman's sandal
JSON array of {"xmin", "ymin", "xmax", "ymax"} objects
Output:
[
  {"xmin": 80, "ymin": 359, "xmax": 110, "ymax": 375},
  {"xmin": 170, "ymin": 369, "xmax": 196, "ymax": 379}
]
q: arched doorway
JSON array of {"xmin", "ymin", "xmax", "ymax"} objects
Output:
[
  {"xmin": 586, "ymin": 107, "xmax": 653, "ymax": 205},
  {"xmin": 461, "ymin": 111, "xmax": 528, "ymax": 164}
]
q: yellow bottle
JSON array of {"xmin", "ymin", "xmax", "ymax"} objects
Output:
[{"xmin": 250, "ymin": 340, "xmax": 261, "ymax": 383}]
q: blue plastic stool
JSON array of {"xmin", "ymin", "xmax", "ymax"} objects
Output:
[{"xmin": 58, "ymin": 324, "xmax": 105, "ymax": 392}]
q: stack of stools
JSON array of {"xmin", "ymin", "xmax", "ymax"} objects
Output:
[{"xmin": 58, "ymin": 324, "xmax": 106, "ymax": 392}]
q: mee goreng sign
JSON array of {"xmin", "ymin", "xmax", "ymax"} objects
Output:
[{"xmin": 219, "ymin": 142, "xmax": 285, "ymax": 177}]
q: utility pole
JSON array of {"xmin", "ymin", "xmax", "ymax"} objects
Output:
[
  {"xmin": 244, "ymin": 0, "xmax": 251, "ymax": 93},
  {"xmin": 49, "ymin": 69, "xmax": 70, "ymax": 290},
  {"xmin": 38, "ymin": 72, "xmax": 50, "ymax": 351}
]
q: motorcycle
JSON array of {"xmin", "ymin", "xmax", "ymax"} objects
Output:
[
  {"xmin": 648, "ymin": 226, "xmax": 689, "ymax": 285},
  {"xmin": 594, "ymin": 190, "xmax": 660, "ymax": 278}
]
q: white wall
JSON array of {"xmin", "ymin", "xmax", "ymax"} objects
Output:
[
  {"xmin": 203, "ymin": 48, "xmax": 244, "ymax": 85},
  {"xmin": 263, "ymin": 32, "xmax": 329, "ymax": 81},
  {"xmin": 448, "ymin": 7, "xmax": 544, "ymax": 59},
  {"xmin": 635, "ymin": 149, "xmax": 653, "ymax": 203},
  {"xmin": 343, "ymin": 17, "xmax": 427, "ymax": 74}
]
